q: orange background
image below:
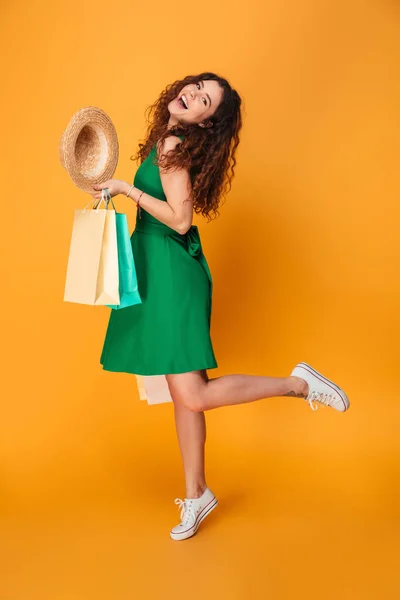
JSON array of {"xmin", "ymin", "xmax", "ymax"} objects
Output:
[{"xmin": 1, "ymin": 0, "xmax": 399, "ymax": 598}]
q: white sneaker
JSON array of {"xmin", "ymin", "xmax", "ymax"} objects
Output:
[
  {"xmin": 290, "ymin": 362, "xmax": 350, "ymax": 412},
  {"xmin": 170, "ymin": 487, "xmax": 218, "ymax": 541}
]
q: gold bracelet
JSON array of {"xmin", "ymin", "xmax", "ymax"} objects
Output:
[
  {"xmin": 126, "ymin": 184, "xmax": 135, "ymax": 197},
  {"xmin": 126, "ymin": 184, "xmax": 143, "ymax": 218}
]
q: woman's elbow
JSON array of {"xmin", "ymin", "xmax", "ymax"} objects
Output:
[{"xmin": 176, "ymin": 221, "xmax": 192, "ymax": 235}]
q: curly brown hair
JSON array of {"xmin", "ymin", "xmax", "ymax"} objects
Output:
[{"xmin": 130, "ymin": 72, "xmax": 243, "ymax": 222}]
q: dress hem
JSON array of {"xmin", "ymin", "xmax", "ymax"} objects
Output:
[{"xmin": 100, "ymin": 362, "xmax": 218, "ymax": 376}]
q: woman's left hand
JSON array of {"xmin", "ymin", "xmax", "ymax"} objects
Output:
[{"xmin": 91, "ymin": 179, "xmax": 127, "ymax": 200}]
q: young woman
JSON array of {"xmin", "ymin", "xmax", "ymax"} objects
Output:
[{"xmin": 92, "ymin": 72, "xmax": 350, "ymax": 542}]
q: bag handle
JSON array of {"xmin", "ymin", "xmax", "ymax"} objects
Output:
[
  {"xmin": 82, "ymin": 188, "xmax": 116, "ymax": 212},
  {"xmin": 98, "ymin": 188, "xmax": 116, "ymax": 211}
]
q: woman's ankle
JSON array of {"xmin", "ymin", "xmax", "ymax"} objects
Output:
[
  {"xmin": 186, "ymin": 483, "xmax": 207, "ymax": 499},
  {"xmin": 285, "ymin": 376, "xmax": 308, "ymax": 398}
]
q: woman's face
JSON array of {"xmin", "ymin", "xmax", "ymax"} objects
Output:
[{"xmin": 168, "ymin": 79, "xmax": 224, "ymax": 128}]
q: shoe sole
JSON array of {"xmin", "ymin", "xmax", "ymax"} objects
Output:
[
  {"xmin": 295, "ymin": 362, "xmax": 350, "ymax": 412},
  {"xmin": 170, "ymin": 497, "xmax": 218, "ymax": 540}
]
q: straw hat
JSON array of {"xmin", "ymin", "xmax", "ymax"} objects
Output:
[{"xmin": 59, "ymin": 106, "xmax": 119, "ymax": 193}]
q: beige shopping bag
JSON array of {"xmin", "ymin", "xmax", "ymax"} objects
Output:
[
  {"xmin": 64, "ymin": 193, "xmax": 120, "ymax": 306},
  {"xmin": 135, "ymin": 375, "xmax": 173, "ymax": 405}
]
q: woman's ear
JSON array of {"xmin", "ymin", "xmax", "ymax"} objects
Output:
[{"xmin": 199, "ymin": 121, "xmax": 213, "ymax": 129}]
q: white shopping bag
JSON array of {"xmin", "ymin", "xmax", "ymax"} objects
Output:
[{"xmin": 135, "ymin": 375, "xmax": 173, "ymax": 405}]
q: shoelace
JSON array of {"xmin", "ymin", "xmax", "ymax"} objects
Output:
[
  {"xmin": 174, "ymin": 498, "xmax": 194, "ymax": 526},
  {"xmin": 306, "ymin": 390, "xmax": 336, "ymax": 411}
]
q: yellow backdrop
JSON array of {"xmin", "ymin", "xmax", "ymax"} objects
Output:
[{"xmin": 1, "ymin": 0, "xmax": 398, "ymax": 598}]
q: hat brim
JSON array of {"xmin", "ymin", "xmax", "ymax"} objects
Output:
[{"xmin": 59, "ymin": 106, "xmax": 119, "ymax": 193}]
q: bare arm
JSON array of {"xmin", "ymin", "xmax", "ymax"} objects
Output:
[{"xmin": 123, "ymin": 136, "xmax": 193, "ymax": 234}]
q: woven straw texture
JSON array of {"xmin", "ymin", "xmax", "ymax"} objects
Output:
[{"xmin": 59, "ymin": 106, "xmax": 119, "ymax": 193}]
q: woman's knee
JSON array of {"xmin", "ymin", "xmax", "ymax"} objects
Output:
[
  {"xmin": 177, "ymin": 397, "xmax": 205, "ymax": 412},
  {"xmin": 166, "ymin": 371, "xmax": 208, "ymax": 412}
]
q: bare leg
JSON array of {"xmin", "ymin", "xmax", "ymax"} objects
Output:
[
  {"xmin": 171, "ymin": 369, "xmax": 208, "ymax": 499},
  {"xmin": 166, "ymin": 371, "xmax": 309, "ymax": 412},
  {"xmin": 166, "ymin": 371, "xmax": 309, "ymax": 498}
]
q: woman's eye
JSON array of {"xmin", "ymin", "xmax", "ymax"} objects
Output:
[{"xmin": 196, "ymin": 82, "xmax": 207, "ymax": 106}]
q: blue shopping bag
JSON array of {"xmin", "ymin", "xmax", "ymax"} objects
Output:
[{"xmin": 98, "ymin": 190, "xmax": 142, "ymax": 310}]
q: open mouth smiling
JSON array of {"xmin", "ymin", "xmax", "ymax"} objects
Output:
[{"xmin": 178, "ymin": 94, "xmax": 189, "ymax": 109}]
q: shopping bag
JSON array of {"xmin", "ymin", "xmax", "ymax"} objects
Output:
[
  {"xmin": 106, "ymin": 208, "xmax": 142, "ymax": 310},
  {"xmin": 63, "ymin": 191, "xmax": 120, "ymax": 306},
  {"xmin": 135, "ymin": 375, "xmax": 173, "ymax": 405}
]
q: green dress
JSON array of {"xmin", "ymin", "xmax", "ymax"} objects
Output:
[{"xmin": 99, "ymin": 136, "xmax": 218, "ymax": 375}]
